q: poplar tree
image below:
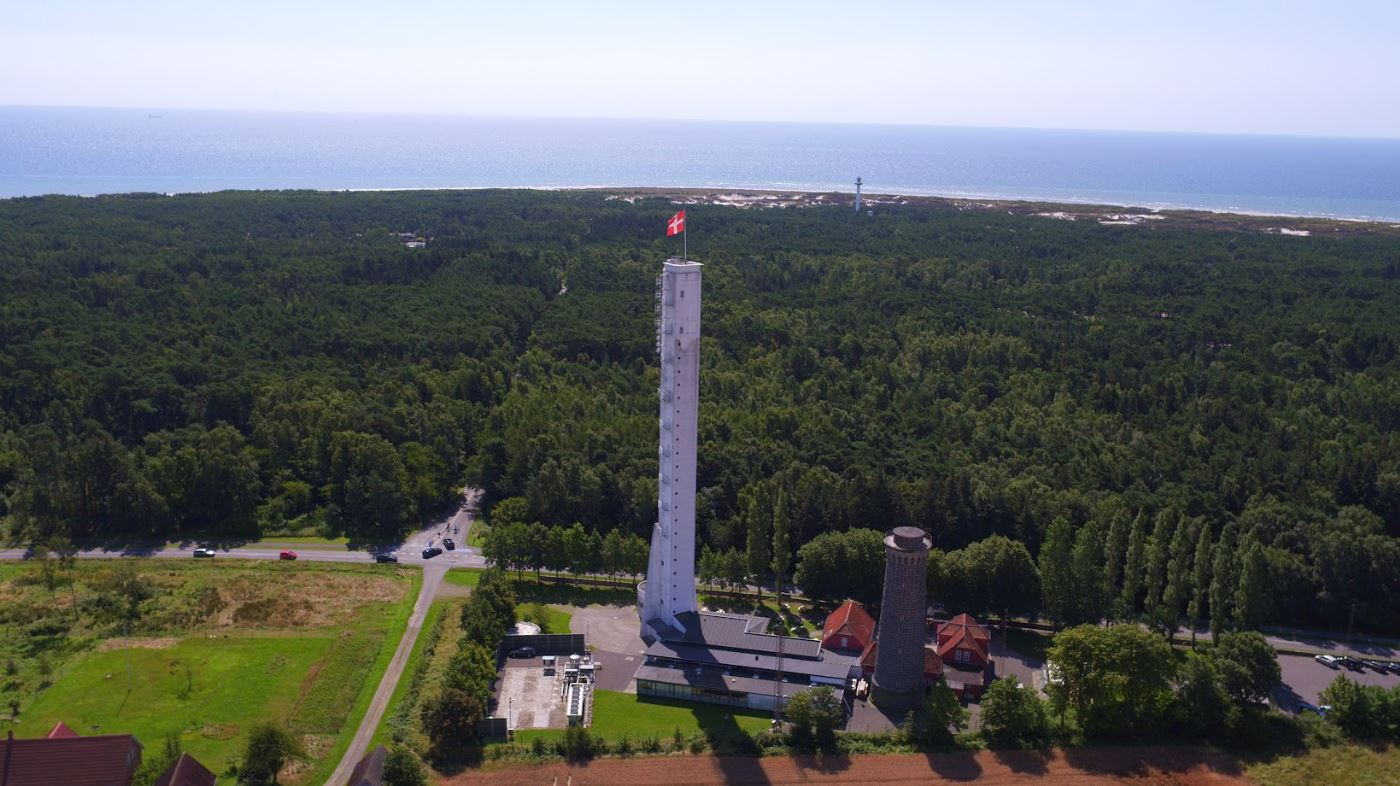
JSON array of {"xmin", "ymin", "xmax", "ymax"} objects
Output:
[
  {"xmin": 1143, "ymin": 510, "xmax": 1177, "ymax": 628},
  {"xmin": 1209, "ymin": 523, "xmax": 1239, "ymax": 642},
  {"xmin": 771, "ymin": 488, "xmax": 792, "ymax": 608},
  {"xmin": 1039, "ymin": 517, "xmax": 1076, "ymax": 628},
  {"xmin": 1186, "ymin": 524, "xmax": 1214, "ymax": 644},
  {"xmin": 1161, "ymin": 517, "xmax": 1196, "ymax": 640},
  {"xmin": 1070, "ymin": 521, "xmax": 1107, "ymax": 626},
  {"xmin": 1102, "ymin": 506, "xmax": 1130, "ymax": 618},
  {"xmin": 1118, "ymin": 511, "xmax": 1149, "ymax": 618},
  {"xmin": 742, "ymin": 485, "xmax": 772, "ymax": 602},
  {"xmin": 1234, "ymin": 539, "xmax": 1268, "ymax": 631}
]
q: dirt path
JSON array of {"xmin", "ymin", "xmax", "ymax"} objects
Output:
[
  {"xmin": 443, "ymin": 747, "xmax": 1251, "ymax": 785},
  {"xmin": 323, "ymin": 563, "xmax": 446, "ymax": 786}
]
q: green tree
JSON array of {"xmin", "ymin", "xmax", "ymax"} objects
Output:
[
  {"xmin": 444, "ymin": 641, "xmax": 497, "ymax": 702},
  {"xmin": 1039, "ymin": 517, "xmax": 1076, "ymax": 628},
  {"xmin": 1186, "ymin": 524, "xmax": 1214, "ymax": 644},
  {"xmin": 793, "ymin": 528, "xmax": 885, "ymax": 605},
  {"xmin": 1101, "ymin": 502, "xmax": 1131, "ymax": 616},
  {"xmin": 1208, "ymin": 523, "xmax": 1239, "ymax": 642},
  {"xmin": 326, "ymin": 431, "xmax": 414, "ymax": 542},
  {"xmin": 771, "ymin": 488, "xmax": 792, "ymax": 605},
  {"xmin": 1069, "ymin": 522, "xmax": 1106, "ymax": 626},
  {"xmin": 132, "ymin": 734, "xmax": 182, "ymax": 786},
  {"xmin": 979, "ymin": 678, "xmax": 1049, "ymax": 747},
  {"xmin": 1234, "ymin": 540, "xmax": 1267, "ymax": 631},
  {"xmin": 1175, "ymin": 652, "xmax": 1231, "ymax": 737},
  {"xmin": 916, "ymin": 678, "xmax": 969, "ymax": 746},
  {"xmin": 1211, "ymin": 631, "xmax": 1281, "ymax": 706},
  {"xmin": 420, "ymin": 688, "xmax": 484, "ymax": 757},
  {"xmin": 1160, "ymin": 517, "xmax": 1197, "ymax": 640},
  {"xmin": 743, "ymin": 485, "xmax": 772, "ymax": 602},
  {"xmin": 1048, "ymin": 624, "xmax": 1178, "ymax": 739},
  {"xmin": 1118, "ymin": 511, "xmax": 1149, "ymax": 618},
  {"xmin": 381, "ymin": 745, "xmax": 429, "ymax": 786},
  {"xmin": 1143, "ymin": 510, "xmax": 1178, "ymax": 632},
  {"xmin": 783, "ymin": 685, "xmax": 842, "ymax": 750},
  {"xmin": 238, "ymin": 722, "xmax": 305, "ymax": 785}
]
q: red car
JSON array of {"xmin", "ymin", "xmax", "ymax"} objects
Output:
[{"xmin": 279, "ymin": 550, "xmax": 298, "ymax": 561}]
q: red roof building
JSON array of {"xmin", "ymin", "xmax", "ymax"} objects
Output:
[
  {"xmin": 821, "ymin": 600, "xmax": 876, "ymax": 654},
  {"xmin": 936, "ymin": 613, "xmax": 991, "ymax": 668},
  {"xmin": 0, "ymin": 727, "xmax": 142, "ymax": 786},
  {"xmin": 153, "ymin": 753, "xmax": 216, "ymax": 786}
]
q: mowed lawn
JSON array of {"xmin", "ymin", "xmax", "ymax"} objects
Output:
[
  {"xmin": 1248, "ymin": 743, "xmax": 1400, "ymax": 786},
  {"xmin": 510, "ymin": 690, "xmax": 771, "ymax": 749}
]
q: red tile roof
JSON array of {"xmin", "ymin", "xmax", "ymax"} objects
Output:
[
  {"xmin": 1, "ymin": 730, "xmax": 142, "ymax": 786},
  {"xmin": 821, "ymin": 600, "xmax": 876, "ymax": 652},
  {"xmin": 153, "ymin": 753, "xmax": 216, "ymax": 786},
  {"xmin": 936, "ymin": 614, "xmax": 990, "ymax": 663},
  {"xmin": 45, "ymin": 723, "xmax": 79, "ymax": 740}
]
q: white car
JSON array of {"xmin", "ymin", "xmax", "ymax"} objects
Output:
[{"xmin": 1314, "ymin": 654, "xmax": 1341, "ymax": 669}]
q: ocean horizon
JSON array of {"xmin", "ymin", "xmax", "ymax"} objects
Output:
[{"xmin": 3, "ymin": 105, "xmax": 1399, "ymax": 222}]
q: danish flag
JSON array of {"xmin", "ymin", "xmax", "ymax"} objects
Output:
[{"xmin": 666, "ymin": 210, "xmax": 686, "ymax": 237}]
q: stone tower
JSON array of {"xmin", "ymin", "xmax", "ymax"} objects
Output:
[
  {"xmin": 872, "ymin": 526, "xmax": 932, "ymax": 709},
  {"xmin": 639, "ymin": 258, "xmax": 702, "ymax": 641}
]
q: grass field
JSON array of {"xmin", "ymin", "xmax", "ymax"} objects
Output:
[
  {"xmin": 3, "ymin": 560, "xmax": 418, "ymax": 783},
  {"xmin": 1248, "ymin": 743, "xmax": 1400, "ymax": 786},
  {"xmin": 371, "ymin": 600, "xmax": 452, "ymax": 750}
]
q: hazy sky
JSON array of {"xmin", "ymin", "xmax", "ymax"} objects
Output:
[{"xmin": 3, "ymin": 0, "xmax": 1397, "ymax": 137}]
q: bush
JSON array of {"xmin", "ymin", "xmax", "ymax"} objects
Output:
[
  {"xmin": 560, "ymin": 725, "xmax": 597, "ymax": 762},
  {"xmin": 980, "ymin": 678, "xmax": 1049, "ymax": 747}
]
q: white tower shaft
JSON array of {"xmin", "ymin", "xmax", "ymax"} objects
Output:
[{"xmin": 642, "ymin": 259, "xmax": 702, "ymax": 635}]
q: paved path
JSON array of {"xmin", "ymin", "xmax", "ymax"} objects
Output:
[{"xmin": 324, "ymin": 562, "xmax": 446, "ymax": 786}]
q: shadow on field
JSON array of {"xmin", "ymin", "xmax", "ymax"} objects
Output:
[
  {"xmin": 1061, "ymin": 745, "xmax": 1247, "ymax": 778},
  {"xmin": 990, "ymin": 747, "xmax": 1051, "ymax": 775},
  {"xmin": 923, "ymin": 749, "xmax": 984, "ymax": 781}
]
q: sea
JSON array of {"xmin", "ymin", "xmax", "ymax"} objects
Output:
[{"xmin": 3, "ymin": 105, "xmax": 1399, "ymax": 222}]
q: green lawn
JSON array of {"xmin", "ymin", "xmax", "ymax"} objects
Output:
[
  {"xmin": 8, "ymin": 564, "xmax": 420, "ymax": 784},
  {"xmin": 13, "ymin": 635, "xmax": 327, "ymax": 773},
  {"xmin": 510, "ymin": 690, "xmax": 771, "ymax": 749}
]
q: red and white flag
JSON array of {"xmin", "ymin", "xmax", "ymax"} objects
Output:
[{"xmin": 666, "ymin": 210, "xmax": 686, "ymax": 237}]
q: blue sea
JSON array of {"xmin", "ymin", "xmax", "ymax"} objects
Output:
[{"xmin": 3, "ymin": 105, "xmax": 1399, "ymax": 221}]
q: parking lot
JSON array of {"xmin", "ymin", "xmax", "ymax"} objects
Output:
[{"xmin": 1272, "ymin": 653, "xmax": 1400, "ymax": 711}]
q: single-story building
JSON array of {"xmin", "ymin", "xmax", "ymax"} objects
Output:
[
  {"xmin": 153, "ymin": 753, "xmax": 216, "ymax": 786},
  {"xmin": 937, "ymin": 613, "xmax": 991, "ymax": 669},
  {"xmin": 0, "ymin": 723, "xmax": 143, "ymax": 786}
]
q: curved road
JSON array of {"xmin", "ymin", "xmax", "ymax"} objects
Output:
[{"xmin": 0, "ymin": 497, "xmax": 485, "ymax": 786}]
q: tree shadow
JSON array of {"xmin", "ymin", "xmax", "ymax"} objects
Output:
[
  {"xmin": 989, "ymin": 747, "xmax": 1051, "ymax": 776},
  {"xmin": 922, "ymin": 750, "xmax": 984, "ymax": 781},
  {"xmin": 1061, "ymin": 745, "xmax": 1246, "ymax": 779},
  {"xmin": 793, "ymin": 751, "xmax": 852, "ymax": 775}
]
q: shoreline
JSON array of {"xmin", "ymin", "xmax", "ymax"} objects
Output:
[{"xmin": 7, "ymin": 183, "xmax": 1398, "ymax": 234}]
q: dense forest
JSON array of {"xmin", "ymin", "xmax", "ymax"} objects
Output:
[{"xmin": 1, "ymin": 189, "xmax": 1398, "ymax": 631}]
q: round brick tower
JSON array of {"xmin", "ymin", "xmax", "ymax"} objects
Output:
[{"xmin": 871, "ymin": 526, "xmax": 932, "ymax": 710}]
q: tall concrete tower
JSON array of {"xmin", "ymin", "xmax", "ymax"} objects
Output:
[
  {"xmin": 854, "ymin": 177, "xmax": 863, "ymax": 213},
  {"xmin": 640, "ymin": 258, "xmax": 703, "ymax": 640},
  {"xmin": 872, "ymin": 526, "xmax": 932, "ymax": 710}
]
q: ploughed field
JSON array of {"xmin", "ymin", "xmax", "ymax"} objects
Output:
[
  {"xmin": 447, "ymin": 746, "xmax": 1252, "ymax": 785},
  {"xmin": 0, "ymin": 560, "xmax": 418, "ymax": 783}
]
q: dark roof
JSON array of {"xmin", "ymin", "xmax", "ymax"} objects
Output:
[
  {"xmin": 0, "ymin": 732, "xmax": 142, "ymax": 786},
  {"xmin": 346, "ymin": 745, "xmax": 388, "ymax": 786},
  {"xmin": 636, "ymin": 664, "xmax": 822, "ymax": 699},
  {"xmin": 645, "ymin": 639, "xmax": 855, "ymax": 683},
  {"xmin": 663, "ymin": 611, "xmax": 823, "ymax": 660},
  {"xmin": 821, "ymin": 601, "xmax": 875, "ymax": 650},
  {"xmin": 153, "ymin": 753, "xmax": 215, "ymax": 786}
]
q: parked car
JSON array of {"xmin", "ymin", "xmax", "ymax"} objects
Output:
[
  {"xmin": 421, "ymin": 546, "xmax": 443, "ymax": 559},
  {"xmin": 1314, "ymin": 654, "xmax": 1342, "ymax": 668},
  {"xmin": 375, "ymin": 553, "xmax": 399, "ymax": 564},
  {"xmin": 1362, "ymin": 659, "xmax": 1390, "ymax": 673},
  {"xmin": 193, "ymin": 548, "xmax": 216, "ymax": 558},
  {"xmin": 279, "ymin": 550, "xmax": 297, "ymax": 560},
  {"xmin": 507, "ymin": 646, "xmax": 537, "ymax": 659},
  {"xmin": 443, "ymin": 538, "xmax": 456, "ymax": 551},
  {"xmin": 1338, "ymin": 656, "xmax": 1365, "ymax": 671},
  {"xmin": 1386, "ymin": 662, "xmax": 1400, "ymax": 675}
]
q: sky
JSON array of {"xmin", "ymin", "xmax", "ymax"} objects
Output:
[{"xmin": 2, "ymin": 0, "xmax": 1397, "ymax": 138}]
